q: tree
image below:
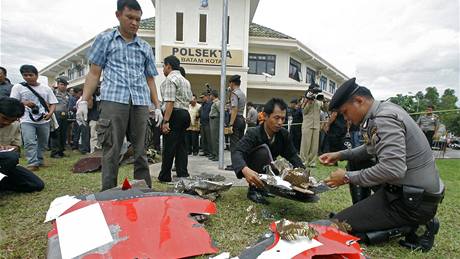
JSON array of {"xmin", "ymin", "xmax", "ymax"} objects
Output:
[{"xmin": 439, "ymin": 89, "xmax": 460, "ymax": 135}]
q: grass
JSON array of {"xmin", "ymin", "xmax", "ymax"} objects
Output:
[{"xmin": 0, "ymin": 152, "xmax": 459, "ymax": 258}]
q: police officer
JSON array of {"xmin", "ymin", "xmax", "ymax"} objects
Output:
[
  {"xmin": 416, "ymin": 105, "xmax": 439, "ymax": 148},
  {"xmin": 225, "ymin": 75, "xmax": 247, "ymax": 170},
  {"xmin": 319, "ymin": 78, "xmax": 444, "ymax": 252},
  {"xmin": 50, "ymin": 77, "xmax": 70, "ymax": 158}
]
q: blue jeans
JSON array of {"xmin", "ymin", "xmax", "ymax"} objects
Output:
[
  {"xmin": 350, "ymin": 131, "xmax": 361, "ymax": 148},
  {"xmin": 21, "ymin": 122, "xmax": 50, "ymax": 166}
]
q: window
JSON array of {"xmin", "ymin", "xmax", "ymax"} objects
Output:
[
  {"xmin": 289, "ymin": 58, "xmax": 302, "ymax": 81},
  {"xmin": 329, "ymin": 80, "xmax": 336, "ymax": 93},
  {"xmin": 306, "ymin": 67, "xmax": 316, "ymax": 84},
  {"xmin": 67, "ymin": 69, "xmax": 74, "ymax": 80},
  {"xmin": 199, "ymin": 14, "xmax": 207, "ymax": 43},
  {"xmin": 248, "ymin": 54, "xmax": 276, "ymax": 75},
  {"xmin": 226, "ymin": 16, "xmax": 230, "ymax": 44},
  {"xmin": 176, "ymin": 12, "xmax": 184, "ymax": 41},
  {"xmin": 320, "ymin": 76, "xmax": 327, "ymax": 90}
]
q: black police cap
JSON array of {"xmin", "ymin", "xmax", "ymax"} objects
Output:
[
  {"xmin": 56, "ymin": 77, "xmax": 69, "ymax": 85},
  {"xmin": 329, "ymin": 77, "xmax": 360, "ymax": 111}
]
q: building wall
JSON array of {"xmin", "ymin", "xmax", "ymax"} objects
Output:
[{"xmin": 155, "ymin": 0, "xmax": 250, "ymax": 65}]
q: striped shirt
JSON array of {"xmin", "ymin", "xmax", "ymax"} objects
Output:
[
  {"xmin": 87, "ymin": 28, "xmax": 158, "ymax": 106},
  {"xmin": 160, "ymin": 70, "xmax": 192, "ymax": 110}
]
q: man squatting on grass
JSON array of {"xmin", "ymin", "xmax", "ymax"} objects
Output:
[
  {"xmin": 320, "ymin": 78, "xmax": 444, "ymax": 252},
  {"xmin": 77, "ymin": 0, "xmax": 162, "ymax": 190},
  {"xmin": 0, "ymin": 97, "xmax": 44, "ymax": 192}
]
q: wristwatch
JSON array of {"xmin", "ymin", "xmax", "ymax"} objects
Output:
[{"xmin": 343, "ymin": 173, "xmax": 350, "ymax": 184}]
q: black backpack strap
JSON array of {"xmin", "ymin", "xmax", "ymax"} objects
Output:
[{"xmin": 20, "ymin": 82, "xmax": 49, "ymax": 113}]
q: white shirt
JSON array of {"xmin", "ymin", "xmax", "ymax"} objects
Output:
[{"xmin": 10, "ymin": 83, "xmax": 58, "ymax": 124}]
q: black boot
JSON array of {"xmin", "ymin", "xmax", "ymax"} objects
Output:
[
  {"xmin": 247, "ymin": 187, "xmax": 269, "ymax": 205},
  {"xmin": 399, "ymin": 218, "xmax": 440, "ymax": 252}
]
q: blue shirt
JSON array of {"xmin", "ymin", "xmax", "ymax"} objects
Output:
[
  {"xmin": 87, "ymin": 28, "xmax": 158, "ymax": 105},
  {"xmin": 200, "ymin": 101, "xmax": 212, "ymax": 126}
]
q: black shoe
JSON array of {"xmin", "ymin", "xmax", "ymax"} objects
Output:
[
  {"xmin": 210, "ymin": 156, "xmax": 218, "ymax": 161},
  {"xmin": 199, "ymin": 152, "xmax": 209, "ymax": 156},
  {"xmin": 225, "ymin": 165, "xmax": 233, "ymax": 171},
  {"xmin": 247, "ymin": 189, "xmax": 269, "ymax": 205},
  {"xmin": 259, "ymin": 189, "xmax": 275, "ymax": 197},
  {"xmin": 188, "ymin": 151, "xmax": 192, "ymax": 155},
  {"xmin": 50, "ymin": 153, "xmax": 62, "ymax": 159},
  {"xmin": 399, "ymin": 218, "xmax": 440, "ymax": 252},
  {"xmin": 193, "ymin": 152, "xmax": 198, "ymax": 156},
  {"xmin": 158, "ymin": 176, "xmax": 172, "ymax": 183}
]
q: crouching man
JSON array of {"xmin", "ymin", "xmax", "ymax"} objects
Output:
[
  {"xmin": 231, "ymin": 98, "xmax": 304, "ymax": 204},
  {"xmin": 0, "ymin": 97, "xmax": 44, "ymax": 192},
  {"xmin": 319, "ymin": 78, "xmax": 444, "ymax": 252}
]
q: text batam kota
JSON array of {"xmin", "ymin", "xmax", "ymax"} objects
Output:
[{"xmin": 172, "ymin": 48, "xmax": 233, "ymax": 58}]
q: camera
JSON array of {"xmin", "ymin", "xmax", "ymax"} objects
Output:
[
  {"xmin": 31, "ymin": 105, "xmax": 40, "ymax": 115},
  {"xmin": 305, "ymin": 75, "xmax": 322, "ymax": 100},
  {"xmin": 205, "ymin": 83, "xmax": 213, "ymax": 95}
]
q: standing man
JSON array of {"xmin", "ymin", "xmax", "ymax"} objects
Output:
[
  {"xmin": 0, "ymin": 97, "xmax": 44, "ymax": 193},
  {"xmin": 50, "ymin": 77, "xmax": 70, "ymax": 158},
  {"xmin": 320, "ymin": 78, "xmax": 444, "ymax": 251},
  {"xmin": 416, "ymin": 105, "xmax": 438, "ymax": 148},
  {"xmin": 10, "ymin": 65, "xmax": 58, "ymax": 171},
  {"xmin": 208, "ymin": 90, "xmax": 220, "ymax": 161},
  {"xmin": 300, "ymin": 92, "xmax": 321, "ymax": 167},
  {"xmin": 226, "ymin": 75, "xmax": 247, "ymax": 170},
  {"xmin": 199, "ymin": 91, "xmax": 212, "ymax": 156},
  {"xmin": 246, "ymin": 102, "xmax": 258, "ymax": 128},
  {"xmin": 186, "ymin": 94, "xmax": 201, "ymax": 155},
  {"xmin": 158, "ymin": 56, "xmax": 192, "ymax": 182},
  {"xmin": 289, "ymin": 98, "xmax": 303, "ymax": 153},
  {"xmin": 77, "ymin": 0, "xmax": 163, "ymax": 190},
  {"xmin": 0, "ymin": 67, "xmax": 13, "ymax": 97}
]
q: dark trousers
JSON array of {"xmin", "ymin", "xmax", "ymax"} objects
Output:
[
  {"xmin": 209, "ymin": 117, "xmax": 220, "ymax": 157},
  {"xmin": 246, "ymin": 144, "xmax": 273, "ymax": 193},
  {"xmin": 50, "ymin": 112, "xmax": 68, "ymax": 156},
  {"xmin": 98, "ymin": 101, "xmax": 150, "ymax": 190},
  {"xmin": 186, "ymin": 130, "xmax": 200, "ymax": 154},
  {"xmin": 334, "ymin": 187, "xmax": 438, "ymax": 234},
  {"xmin": 424, "ymin": 130, "xmax": 435, "ymax": 148},
  {"xmin": 319, "ymin": 130, "xmax": 329, "ymax": 154},
  {"xmin": 0, "ymin": 151, "xmax": 44, "ymax": 192},
  {"xmin": 290, "ymin": 125, "xmax": 301, "ymax": 153},
  {"xmin": 230, "ymin": 115, "xmax": 246, "ymax": 152},
  {"xmin": 200, "ymin": 124, "xmax": 211, "ymax": 154},
  {"xmin": 159, "ymin": 108, "xmax": 191, "ymax": 181}
]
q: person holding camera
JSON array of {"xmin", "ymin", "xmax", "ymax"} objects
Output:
[
  {"xmin": 300, "ymin": 90, "xmax": 321, "ymax": 167},
  {"xmin": 10, "ymin": 65, "xmax": 58, "ymax": 171}
]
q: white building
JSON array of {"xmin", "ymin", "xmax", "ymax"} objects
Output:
[{"xmin": 40, "ymin": 0, "xmax": 348, "ymax": 105}]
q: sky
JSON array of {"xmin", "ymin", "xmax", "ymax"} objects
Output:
[{"xmin": 1, "ymin": 0, "xmax": 459, "ymax": 102}]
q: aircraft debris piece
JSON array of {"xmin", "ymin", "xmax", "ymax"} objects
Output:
[{"xmin": 47, "ymin": 189, "xmax": 219, "ymax": 258}]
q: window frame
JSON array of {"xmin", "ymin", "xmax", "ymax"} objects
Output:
[
  {"xmin": 320, "ymin": 76, "xmax": 328, "ymax": 90},
  {"xmin": 289, "ymin": 57, "xmax": 302, "ymax": 82},
  {"xmin": 199, "ymin": 14, "xmax": 207, "ymax": 43},
  {"xmin": 176, "ymin": 12, "xmax": 184, "ymax": 42},
  {"xmin": 248, "ymin": 53, "xmax": 276, "ymax": 76}
]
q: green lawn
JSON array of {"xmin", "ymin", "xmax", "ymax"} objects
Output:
[{"xmin": 0, "ymin": 152, "xmax": 459, "ymax": 258}]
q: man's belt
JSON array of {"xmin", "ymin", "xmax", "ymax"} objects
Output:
[
  {"xmin": 210, "ymin": 116, "xmax": 218, "ymax": 119},
  {"xmin": 385, "ymin": 184, "xmax": 444, "ymax": 204}
]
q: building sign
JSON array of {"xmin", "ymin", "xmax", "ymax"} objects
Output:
[{"xmin": 162, "ymin": 46, "xmax": 243, "ymax": 67}]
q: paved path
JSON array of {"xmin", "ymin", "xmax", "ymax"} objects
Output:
[{"xmin": 149, "ymin": 150, "xmax": 248, "ymax": 187}]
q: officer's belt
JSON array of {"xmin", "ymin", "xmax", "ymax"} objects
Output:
[{"xmin": 385, "ymin": 184, "xmax": 444, "ymax": 204}]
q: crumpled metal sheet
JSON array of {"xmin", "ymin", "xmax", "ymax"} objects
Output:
[
  {"xmin": 275, "ymin": 219, "xmax": 318, "ymax": 241},
  {"xmin": 173, "ymin": 173, "xmax": 232, "ymax": 201},
  {"xmin": 239, "ymin": 220, "xmax": 365, "ymax": 259},
  {"xmin": 47, "ymin": 191, "xmax": 219, "ymax": 259}
]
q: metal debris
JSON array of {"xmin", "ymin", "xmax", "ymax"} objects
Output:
[
  {"xmin": 275, "ymin": 219, "xmax": 319, "ymax": 241},
  {"xmin": 173, "ymin": 174, "xmax": 232, "ymax": 201},
  {"xmin": 244, "ymin": 205, "xmax": 262, "ymax": 225}
]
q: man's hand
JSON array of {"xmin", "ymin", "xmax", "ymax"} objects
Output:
[
  {"xmin": 324, "ymin": 168, "xmax": 348, "ymax": 188},
  {"xmin": 242, "ymin": 167, "xmax": 264, "ymax": 188},
  {"xmin": 76, "ymin": 100, "xmax": 88, "ymax": 123},
  {"xmin": 43, "ymin": 113, "xmax": 52, "ymax": 121},
  {"xmin": 319, "ymin": 152, "xmax": 341, "ymax": 166},
  {"xmin": 23, "ymin": 101, "xmax": 35, "ymax": 108},
  {"xmin": 162, "ymin": 122, "xmax": 171, "ymax": 134},
  {"xmin": 226, "ymin": 127, "xmax": 233, "ymax": 135},
  {"xmin": 154, "ymin": 108, "xmax": 163, "ymax": 127}
]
